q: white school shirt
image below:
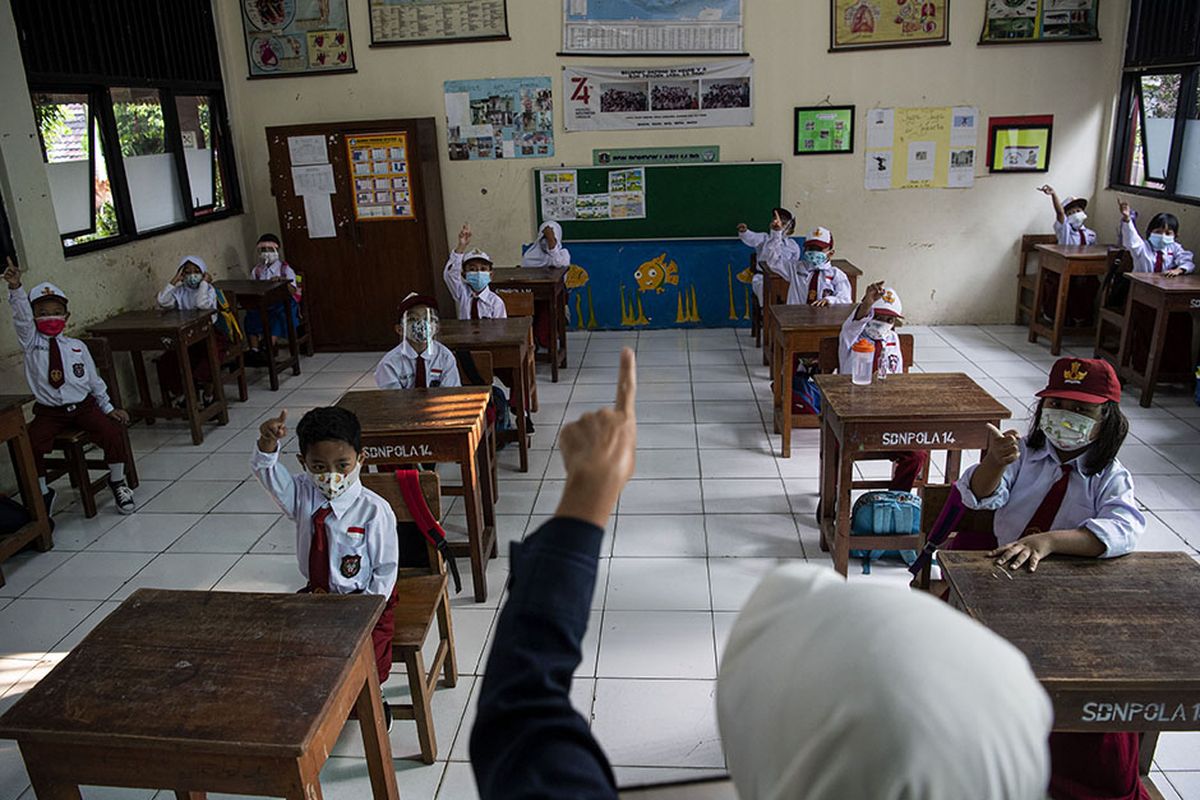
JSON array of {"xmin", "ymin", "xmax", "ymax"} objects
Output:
[
  {"xmin": 1052, "ymin": 219, "xmax": 1096, "ymax": 246},
  {"xmin": 956, "ymin": 439, "xmax": 1144, "ymax": 557},
  {"xmin": 250, "ymin": 447, "xmax": 398, "ymax": 597},
  {"xmin": 838, "ymin": 311, "xmax": 904, "ymax": 375},
  {"xmin": 374, "ymin": 339, "xmax": 462, "ymax": 390},
  {"xmin": 739, "ymin": 228, "xmax": 801, "ymax": 279},
  {"xmin": 7, "ymin": 288, "xmax": 114, "ymax": 412},
  {"xmin": 157, "ymin": 281, "xmax": 218, "ymax": 317},
  {"xmin": 443, "ymin": 252, "xmax": 508, "ymax": 320},
  {"xmin": 252, "ymin": 257, "xmax": 300, "ymax": 289},
  {"xmin": 521, "ymin": 221, "xmax": 571, "ymax": 268},
  {"xmin": 1119, "ymin": 219, "xmax": 1195, "ymax": 274},
  {"xmin": 789, "ymin": 263, "xmax": 853, "ymax": 306}
]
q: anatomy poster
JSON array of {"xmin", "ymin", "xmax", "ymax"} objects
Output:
[{"xmin": 241, "ymin": 0, "xmax": 355, "ymax": 78}]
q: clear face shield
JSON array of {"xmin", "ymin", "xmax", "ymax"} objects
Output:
[{"xmin": 402, "ymin": 306, "xmax": 439, "ymax": 351}]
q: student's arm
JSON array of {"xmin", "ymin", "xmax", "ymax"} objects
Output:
[
  {"xmin": 367, "ymin": 503, "xmax": 399, "ymax": 599},
  {"xmin": 4, "ymin": 274, "xmax": 35, "ymax": 351},
  {"xmin": 831, "ymin": 268, "xmax": 853, "ymax": 305},
  {"xmin": 964, "ymin": 424, "xmax": 1022, "ymax": 505},
  {"xmin": 250, "ymin": 410, "xmax": 300, "ymax": 520},
  {"xmin": 1171, "ymin": 244, "xmax": 1195, "ymax": 275},
  {"xmin": 992, "ymin": 527, "xmax": 1106, "ymax": 572},
  {"xmin": 81, "ymin": 347, "xmax": 117, "ymax": 415},
  {"xmin": 374, "ymin": 357, "xmax": 402, "ymax": 390},
  {"xmin": 443, "ymin": 250, "xmax": 467, "ymax": 305},
  {"xmin": 156, "ymin": 283, "xmax": 178, "ymax": 309},
  {"xmin": 738, "ymin": 228, "xmax": 767, "ymax": 250},
  {"xmin": 1038, "ymin": 185, "xmax": 1064, "ymax": 224},
  {"xmin": 547, "ymin": 244, "xmax": 571, "ymax": 267},
  {"xmin": 838, "ymin": 311, "xmax": 869, "ymax": 370},
  {"xmin": 197, "ymin": 281, "xmax": 218, "ymax": 311},
  {"xmin": 470, "ymin": 349, "xmax": 635, "ymax": 800},
  {"xmin": 440, "ymin": 359, "xmax": 462, "ymax": 387}
]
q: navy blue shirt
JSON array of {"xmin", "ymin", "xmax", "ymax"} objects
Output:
[{"xmin": 470, "ymin": 517, "xmax": 618, "ymax": 799}]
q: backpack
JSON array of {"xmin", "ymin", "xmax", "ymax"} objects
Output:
[
  {"xmin": 1100, "ymin": 251, "xmax": 1131, "ymax": 313},
  {"xmin": 212, "ymin": 287, "xmax": 244, "ymax": 344},
  {"xmin": 454, "ymin": 349, "xmax": 512, "ymax": 432},
  {"xmin": 791, "ymin": 359, "xmax": 822, "ymax": 416},
  {"xmin": 850, "ymin": 490, "xmax": 921, "ymax": 574}
]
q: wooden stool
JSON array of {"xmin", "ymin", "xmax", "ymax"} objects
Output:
[
  {"xmin": 362, "ymin": 472, "xmax": 458, "ymax": 764},
  {"xmin": 497, "ymin": 289, "xmax": 539, "ymax": 413}
]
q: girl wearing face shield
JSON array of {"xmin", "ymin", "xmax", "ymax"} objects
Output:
[
  {"xmin": 243, "ymin": 233, "xmax": 302, "ymax": 364},
  {"xmin": 373, "ymin": 293, "xmax": 461, "ymax": 390}
]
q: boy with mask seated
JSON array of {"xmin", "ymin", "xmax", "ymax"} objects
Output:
[
  {"xmin": 445, "ymin": 223, "xmax": 506, "ymax": 321},
  {"xmin": 374, "ymin": 293, "xmax": 461, "ymax": 390}
]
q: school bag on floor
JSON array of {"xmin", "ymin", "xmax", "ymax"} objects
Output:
[
  {"xmin": 212, "ymin": 287, "xmax": 244, "ymax": 344},
  {"xmin": 791, "ymin": 360, "xmax": 822, "ymax": 416},
  {"xmin": 850, "ymin": 490, "xmax": 921, "ymax": 574}
]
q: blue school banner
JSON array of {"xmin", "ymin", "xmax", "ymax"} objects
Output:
[{"xmin": 564, "ymin": 239, "xmax": 763, "ymax": 331}]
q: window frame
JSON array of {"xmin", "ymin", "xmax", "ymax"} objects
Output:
[
  {"xmin": 30, "ymin": 80, "xmax": 242, "ymax": 257},
  {"xmin": 1108, "ymin": 64, "xmax": 1200, "ymax": 205}
]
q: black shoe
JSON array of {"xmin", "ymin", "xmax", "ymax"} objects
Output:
[
  {"xmin": 245, "ymin": 348, "xmax": 266, "ymax": 367},
  {"xmin": 381, "ymin": 692, "xmax": 393, "ymax": 732},
  {"xmin": 525, "ymin": 414, "xmax": 536, "ymax": 434},
  {"xmin": 109, "ymin": 480, "xmax": 136, "ymax": 515},
  {"xmin": 42, "ymin": 487, "xmax": 57, "ymax": 517}
]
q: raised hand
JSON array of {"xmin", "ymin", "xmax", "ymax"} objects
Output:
[
  {"xmin": 542, "ymin": 225, "xmax": 558, "ymax": 250},
  {"xmin": 736, "ymin": 223, "xmax": 748, "ymax": 234},
  {"xmin": 1117, "ymin": 199, "xmax": 1131, "ymax": 222},
  {"xmin": 1037, "ymin": 184, "xmax": 1055, "ymax": 196},
  {"xmin": 770, "ymin": 211, "xmax": 783, "ymax": 231},
  {"xmin": 258, "ymin": 408, "xmax": 288, "ymax": 452},
  {"xmin": 456, "ymin": 223, "xmax": 472, "ymax": 252},
  {"xmin": 983, "ymin": 422, "xmax": 1021, "ymax": 467},
  {"xmin": 2, "ymin": 257, "xmax": 19, "ymax": 290}
]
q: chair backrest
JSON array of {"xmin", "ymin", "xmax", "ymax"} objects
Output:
[
  {"xmin": 1099, "ymin": 247, "xmax": 1134, "ymax": 311},
  {"xmin": 497, "ymin": 289, "xmax": 535, "ymax": 318},
  {"xmin": 764, "ymin": 274, "xmax": 789, "ymax": 307},
  {"xmin": 919, "ymin": 483, "xmax": 996, "ymax": 538},
  {"xmin": 1019, "ymin": 234, "xmax": 1057, "ymax": 276},
  {"xmin": 455, "ymin": 350, "xmax": 495, "ymax": 386},
  {"xmin": 80, "ymin": 337, "xmax": 124, "ymax": 409},
  {"xmin": 361, "ymin": 471, "xmax": 443, "ymax": 573},
  {"xmin": 817, "ymin": 333, "xmax": 915, "ymax": 375}
]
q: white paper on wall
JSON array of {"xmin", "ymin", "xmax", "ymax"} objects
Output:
[
  {"xmin": 303, "ymin": 194, "xmax": 337, "ymax": 238},
  {"xmin": 288, "ymin": 135, "xmax": 329, "ymax": 166}
]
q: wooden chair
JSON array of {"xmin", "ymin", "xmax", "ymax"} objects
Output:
[
  {"xmin": 761, "ymin": 273, "xmax": 790, "ymax": 366},
  {"xmin": 496, "ymin": 288, "xmax": 538, "ymax": 412},
  {"xmin": 293, "ymin": 270, "xmax": 314, "ymax": 357},
  {"xmin": 220, "ymin": 330, "xmax": 249, "ymax": 402},
  {"xmin": 1015, "ymin": 234, "xmax": 1057, "ymax": 325},
  {"xmin": 1094, "ymin": 248, "xmax": 1133, "ymax": 368},
  {"xmin": 42, "ymin": 337, "xmax": 139, "ymax": 519},
  {"xmin": 454, "ymin": 349, "xmax": 499, "ymax": 501},
  {"xmin": 361, "ymin": 471, "xmax": 458, "ymax": 765},
  {"xmin": 747, "ymin": 252, "xmax": 764, "ymax": 347}
]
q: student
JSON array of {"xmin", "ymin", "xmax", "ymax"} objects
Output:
[
  {"xmin": 155, "ymin": 255, "xmax": 224, "ymax": 407},
  {"xmin": 374, "ymin": 293, "xmax": 461, "ymax": 390},
  {"xmin": 737, "ymin": 208, "xmax": 800, "ymax": 306},
  {"xmin": 955, "ymin": 356, "xmax": 1145, "ymax": 800},
  {"xmin": 521, "ymin": 220, "xmax": 570, "ymax": 350},
  {"xmin": 791, "ymin": 226, "xmax": 851, "ymax": 307},
  {"xmin": 1040, "ymin": 185, "xmax": 1096, "ymax": 247},
  {"xmin": 445, "ymin": 223, "xmax": 507, "ymax": 320},
  {"xmin": 838, "ymin": 281, "xmax": 927, "ymax": 491},
  {"xmin": 3, "ymin": 258, "xmax": 135, "ymax": 515},
  {"xmin": 252, "ymin": 406, "xmax": 398, "ymax": 728},
  {"xmin": 468, "ymin": 350, "xmax": 1054, "ymax": 800},
  {"xmin": 1035, "ymin": 186, "xmax": 1098, "ymax": 326},
  {"xmin": 243, "ymin": 233, "xmax": 301, "ymax": 363}
]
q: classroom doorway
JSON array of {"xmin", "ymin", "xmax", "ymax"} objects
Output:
[{"xmin": 264, "ymin": 118, "xmax": 448, "ymax": 351}]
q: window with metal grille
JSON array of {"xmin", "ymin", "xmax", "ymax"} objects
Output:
[
  {"xmin": 12, "ymin": 0, "xmax": 242, "ymax": 255},
  {"xmin": 1110, "ymin": 0, "xmax": 1200, "ymax": 205}
]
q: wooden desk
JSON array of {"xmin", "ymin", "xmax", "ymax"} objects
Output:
[
  {"xmin": 1029, "ymin": 244, "xmax": 1111, "ymax": 355},
  {"xmin": 336, "ymin": 388, "xmax": 497, "ymax": 602},
  {"xmin": 490, "ymin": 267, "xmax": 568, "ymax": 383},
  {"xmin": 813, "ymin": 373, "xmax": 1009, "ymax": 576},
  {"xmin": 831, "ymin": 258, "xmax": 862, "ymax": 300},
  {"xmin": 0, "ymin": 395, "xmax": 53, "ymax": 589},
  {"xmin": 439, "ymin": 318, "xmax": 535, "ymax": 473},
  {"xmin": 216, "ymin": 279, "xmax": 301, "ymax": 391},
  {"xmin": 769, "ymin": 303, "xmax": 857, "ymax": 457},
  {"xmin": 1117, "ymin": 273, "xmax": 1200, "ymax": 408},
  {"xmin": 88, "ymin": 310, "xmax": 229, "ymax": 446},
  {"xmin": 0, "ymin": 589, "xmax": 398, "ymax": 800},
  {"xmin": 941, "ymin": 551, "xmax": 1200, "ymax": 791}
]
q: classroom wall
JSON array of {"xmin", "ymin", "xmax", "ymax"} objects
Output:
[{"xmin": 212, "ymin": 0, "xmax": 1143, "ymax": 325}]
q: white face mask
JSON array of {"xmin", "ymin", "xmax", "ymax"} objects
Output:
[
  {"xmin": 308, "ymin": 461, "xmax": 361, "ymax": 501},
  {"xmin": 864, "ymin": 319, "xmax": 894, "ymax": 341},
  {"xmin": 1067, "ymin": 211, "xmax": 1087, "ymax": 230},
  {"xmin": 1039, "ymin": 408, "xmax": 1098, "ymax": 451},
  {"xmin": 258, "ymin": 249, "xmax": 279, "ymax": 265}
]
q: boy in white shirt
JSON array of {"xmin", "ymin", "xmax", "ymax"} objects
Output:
[
  {"xmin": 791, "ymin": 226, "xmax": 852, "ymax": 307},
  {"xmin": 444, "ymin": 224, "xmax": 507, "ymax": 320},
  {"xmin": 737, "ymin": 208, "xmax": 801, "ymax": 306},
  {"xmin": 375, "ymin": 294, "xmax": 462, "ymax": 390}
]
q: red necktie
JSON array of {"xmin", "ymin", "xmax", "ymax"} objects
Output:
[
  {"xmin": 308, "ymin": 506, "xmax": 332, "ymax": 592},
  {"xmin": 1022, "ymin": 464, "xmax": 1073, "ymax": 537},
  {"xmin": 1078, "ymin": 229, "xmax": 1087, "ymax": 246},
  {"xmin": 47, "ymin": 337, "xmax": 64, "ymax": 389},
  {"xmin": 414, "ymin": 354, "xmax": 427, "ymax": 388},
  {"xmin": 807, "ymin": 272, "xmax": 820, "ymax": 304},
  {"xmin": 470, "ymin": 296, "xmax": 480, "ymax": 321},
  {"xmin": 1155, "ymin": 251, "xmax": 1164, "ymax": 273},
  {"xmin": 872, "ymin": 339, "xmax": 884, "ymax": 374}
]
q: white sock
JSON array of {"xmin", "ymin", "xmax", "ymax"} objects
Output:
[
  {"xmin": 108, "ymin": 463, "xmax": 126, "ymax": 483},
  {"xmin": 39, "ymin": 476, "xmax": 48, "ymax": 493}
]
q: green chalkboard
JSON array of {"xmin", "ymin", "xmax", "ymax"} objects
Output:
[{"xmin": 534, "ymin": 162, "xmax": 782, "ymax": 241}]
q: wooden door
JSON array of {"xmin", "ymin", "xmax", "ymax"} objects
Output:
[{"xmin": 265, "ymin": 117, "xmax": 449, "ymax": 351}]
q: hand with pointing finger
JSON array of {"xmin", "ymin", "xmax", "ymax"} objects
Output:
[
  {"xmin": 554, "ymin": 348, "xmax": 637, "ymax": 529},
  {"xmin": 258, "ymin": 408, "xmax": 288, "ymax": 453},
  {"xmin": 3, "ymin": 257, "xmax": 20, "ymax": 290},
  {"xmin": 983, "ymin": 422, "xmax": 1021, "ymax": 468}
]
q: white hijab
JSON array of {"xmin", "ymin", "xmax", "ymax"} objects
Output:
[
  {"xmin": 179, "ymin": 255, "xmax": 208, "ymax": 273},
  {"xmin": 521, "ymin": 220, "xmax": 564, "ymax": 267},
  {"xmin": 717, "ymin": 564, "xmax": 1052, "ymax": 800}
]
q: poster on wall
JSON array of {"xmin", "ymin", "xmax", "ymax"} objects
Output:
[
  {"xmin": 987, "ymin": 115, "xmax": 1054, "ymax": 172},
  {"xmin": 539, "ymin": 168, "xmax": 647, "ymax": 221},
  {"xmin": 980, "ymin": 0, "xmax": 1099, "ymax": 44},
  {"xmin": 563, "ymin": 59, "xmax": 753, "ymax": 132},
  {"xmin": 794, "ymin": 106, "xmax": 855, "ymax": 155},
  {"xmin": 241, "ymin": 0, "xmax": 355, "ymax": 78},
  {"xmin": 562, "ymin": 0, "xmax": 743, "ymax": 55},
  {"xmin": 863, "ymin": 106, "xmax": 978, "ymax": 190},
  {"xmin": 593, "ymin": 146, "xmax": 720, "ymax": 165},
  {"xmin": 370, "ymin": 0, "xmax": 510, "ymax": 46},
  {"xmin": 444, "ymin": 77, "xmax": 554, "ymax": 160},
  {"xmin": 346, "ymin": 132, "xmax": 415, "ymax": 220},
  {"xmin": 831, "ymin": 0, "xmax": 950, "ymax": 51}
]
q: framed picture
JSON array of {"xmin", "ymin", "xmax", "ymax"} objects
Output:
[
  {"xmin": 794, "ymin": 106, "xmax": 855, "ymax": 155},
  {"xmin": 371, "ymin": 0, "xmax": 510, "ymax": 46},
  {"xmin": 241, "ymin": 0, "xmax": 355, "ymax": 79},
  {"xmin": 831, "ymin": 0, "xmax": 950, "ymax": 52},
  {"xmin": 980, "ymin": 0, "xmax": 1100, "ymax": 44},
  {"xmin": 987, "ymin": 115, "xmax": 1054, "ymax": 173}
]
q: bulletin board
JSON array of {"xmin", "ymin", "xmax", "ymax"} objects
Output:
[
  {"xmin": 863, "ymin": 106, "xmax": 979, "ymax": 190},
  {"xmin": 346, "ymin": 133, "xmax": 415, "ymax": 221}
]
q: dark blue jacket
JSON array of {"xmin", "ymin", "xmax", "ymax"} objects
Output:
[{"xmin": 470, "ymin": 517, "xmax": 618, "ymax": 799}]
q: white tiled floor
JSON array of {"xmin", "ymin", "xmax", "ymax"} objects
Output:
[{"xmin": 1, "ymin": 323, "xmax": 1199, "ymax": 799}]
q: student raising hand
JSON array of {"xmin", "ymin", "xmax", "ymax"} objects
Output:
[
  {"xmin": 3, "ymin": 257, "xmax": 19, "ymax": 290},
  {"xmin": 770, "ymin": 211, "xmax": 784, "ymax": 231},
  {"xmin": 1037, "ymin": 184, "xmax": 1055, "ymax": 196},
  {"xmin": 554, "ymin": 348, "xmax": 637, "ymax": 529},
  {"xmin": 455, "ymin": 223, "xmax": 472, "ymax": 254},
  {"xmin": 1117, "ymin": 199, "xmax": 1131, "ymax": 222},
  {"xmin": 854, "ymin": 280, "xmax": 886, "ymax": 320},
  {"xmin": 258, "ymin": 408, "xmax": 288, "ymax": 452},
  {"xmin": 736, "ymin": 222, "xmax": 748, "ymax": 233}
]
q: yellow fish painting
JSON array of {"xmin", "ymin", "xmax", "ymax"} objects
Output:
[
  {"xmin": 565, "ymin": 264, "xmax": 590, "ymax": 289},
  {"xmin": 735, "ymin": 266, "xmax": 755, "ymax": 284},
  {"xmin": 634, "ymin": 254, "xmax": 680, "ymax": 294}
]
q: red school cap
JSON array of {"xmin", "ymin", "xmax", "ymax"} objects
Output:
[{"xmin": 1036, "ymin": 358, "xmax": 1121, "ymax": 404}]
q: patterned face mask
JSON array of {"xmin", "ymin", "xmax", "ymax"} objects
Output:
[
  {"xmin": 1039, "ymin": 408, "xmax": 1098, "ymax": 451},
  {"xmin": 864, "ymin": 319, "xmax": 894, "ymax": 341},
  {"xmin": 258, "ymin": 249, "xmax": 279, "ymax": 264},
  {"xmin": 804, "ymin": 250, "xmax": 830, "ymax": 267},
  {"xmin": 309, "ymin": 462, "xmax": 362, "ymax": 501},
  {"xmin": 403, "ymin": 309, "xmax": 438, "ymax": 347},
  {"xmin": 184, "ymin": 274, "xmax": 204, "ymax": 289}
]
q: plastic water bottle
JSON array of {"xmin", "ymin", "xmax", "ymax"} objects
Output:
[{"xmin": 851, "ymin": 338, "xmax": 875, "ymax": 386}]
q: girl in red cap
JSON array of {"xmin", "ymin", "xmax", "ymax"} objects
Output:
[{"xmin": 954, "ymin": 356, "xmax": 1148, "ymax": 800}]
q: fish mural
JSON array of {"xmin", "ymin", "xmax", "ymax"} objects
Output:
[
  {"xmin": 565, "ymin": 264, "xmax": 590, "ymax": 289},
  {"xmin": 633, "ymin": 254, "xmax": 679, "ymax": 294},
  {"xmin": 566, "ymin": 264, "xmax": 598, "ymax": 330}
]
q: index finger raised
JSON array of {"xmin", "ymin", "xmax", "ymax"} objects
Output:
[
  {"xmin": 615, "ymin": 347, "xmax": 637, "ymax": 417},
  {"xmin": 278, "ymin": 408, "xmax": 288, "ymax": 424}
]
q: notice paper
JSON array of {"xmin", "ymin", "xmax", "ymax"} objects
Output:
[
  {"xmin": 303, "ymin": 194, "xmax": 336, "ymax": 238},
  {"xmin": 292, "ymin": 164, "xmax": 337, "ymax": 196},
  {"xmin": 288, "ymin": 135, "xmax": 329, "ymax": 166}
]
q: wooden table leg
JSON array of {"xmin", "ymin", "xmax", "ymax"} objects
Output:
[
  {"xmin": 817, "ymin": 419, "xmax": 837, "ymax": 552},
  {"xmin": 548, "ymin": 292, "xmax": 561, "ymax": 384},
  {"xmin": 1116, "ymin": 288, "xmax": 1137, "ymax": 374},
  {"xmin": 1029, "ymin": 265, "xmax": 1046, "ymax": 344},
  {"xmin": 477, "ymin": 436, "xmax": 498, "ymax": 559},
  {"xmin": 513, "ymin": 353, "xmax": 529, "ymax": 473},
  {"xmin": 354, "ymin": 645, "xmax": 401, "ymax": 800},
  {"xmin": 175, "ymin": 792, "xmax": 207, "ymax": 799},
  {"xmin": 259, "ymin": 302, "xmax": 280, "ymax": 391},
  {"xmin": 22, "ymin": 752, "xmax": 82, "ymax": 800},
  {"xmin": 780, "ymin": 344, "xmax": 794, "ymax": 458},
  {"xmin": 833, "ymin": 446, "xmax": 855, "ymax": 576},
  {"xmin": 460, "ymin": 450, "xmax": 489, "ymax": 602},
  {"xmin": 8, "ymin": 434, "xmax": 51, "ymax": 551},
  {"xmin": 130, "ymin": 350, "xmax": 155, "ymax": 425},
  {"xmin": 204, "ymin": 329, "xmax": 229, "ymax": 426},
  {"xmin": 526, "ymin": 332, "xmax": 539, "ymax": 412},
  {"xmin": 556, "ymin": 286, "xmax": 568, "ymax": 371},
  {"xmin": 944, "ymin": 449, "xmax": 963, "ymax": 484},
  {"xmin": 283, "ymin": 297, "xmax": 302, "ymax": 376},
  {"xmin": 176, "ymin": 338, "xmax": 204, "ymax": 445},
  {"xmin": 1140, "ymin": 298, "xmax": 1169, "ymax": 408},
  {"xmin": 1050, "ymin": 266, "xmax": 1071, "ymax": 356}
]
